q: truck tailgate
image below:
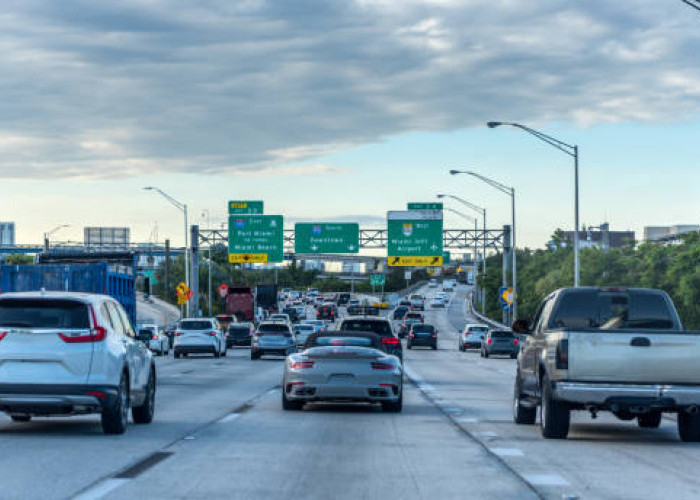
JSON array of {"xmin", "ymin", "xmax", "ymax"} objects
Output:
[{"xmin": 568, "ymin": 331, "xmax": 700, "ymax": 384}]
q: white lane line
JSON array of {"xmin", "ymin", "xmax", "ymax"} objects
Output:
[
  {"xmin": 521, "ymin": 474, "xmax": 570, "ymax": 486},
  {"xmin": 475, "ymin": 431, "xmax": 499, "ymax": 439},
  {"xmin": 490, "ymin": 447, "xmax": 524, "ymax": 457},
  {"xmin": 456, "ymin": 417, "xmax": 479, "ymax": 424},
  {"xmin": 73, "ymin": 478, "xmax": 130, "ymax": 500},
  {"xmin": 217, "ymin": 413, "xmax": 241, "ymax": 424}
]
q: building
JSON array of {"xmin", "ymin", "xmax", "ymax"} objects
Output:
[
  {"xmin": 562, "ymin": 223, "xmax": 635, "ymax": 250},
  {"xmin": 644, "ymin": 225, "xmax": 700, "ymax": 242},
  {"xmin": 0, "ymin": 222, "xmax": 15, "ymax": 246}
]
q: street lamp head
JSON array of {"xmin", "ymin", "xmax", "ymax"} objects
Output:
[
  {"xmin": 449, "ymin": 169, "xmax": 462, "ymax": 175},
  {"xmin": 143, "ymin": 186, "xmax": 154, "ymax": 191},
  {"xmin": 486, "ymin": 121, "xmax": 503, "ymax": 128},
  {"xmin": 436, "ymin": 194, "xmax": 446, "ymax": 199}
]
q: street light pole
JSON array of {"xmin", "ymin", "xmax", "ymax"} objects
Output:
[
  {"xmin": 202, "ymin": 210, "xmax": 212, "ymax": 317},
  {"xmin": 144, "ymin": 187, "xmax": 190, "ymax": 316},
  {"xmin": 437, "ymin": 193, "xmax": 487, "ymax": 314},
  {"xmin": 487, "ymin": 121, "xmax": 580, "ymax": 287},
  {"xmin": 43, "ymin": 224, "xmax": 70, "ymax": 252},
  {"xmin": 449, "ymin": 170, "xmax": 518, "ymax": 320}
]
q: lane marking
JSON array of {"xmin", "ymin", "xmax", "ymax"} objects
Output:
[
  {"xmin": 522, "ymin": 474, "xmax": 570, "ymax": 486},
  {"xmin": 456, "ymin": 417, "xmax": 479, "ymax": 424},
  {"xmin": 218, "ymin": 413, "xmax": 241, "ymax": 424},
  {"xmin": 490, "ymin": 448, "xmax": 524, "ymax": 457},
  {"xmin": 73, "ymin": 479, "xmax": 130, "ymax": 500}
]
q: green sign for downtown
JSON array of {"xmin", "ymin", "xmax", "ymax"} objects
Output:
[{"xmin": 295, "ymin": 223, "xmax": 359, "ymax": 254}]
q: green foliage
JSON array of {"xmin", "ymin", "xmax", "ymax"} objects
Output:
[
  {"xmin": 480, "ymin": 231, "xmax": 700, "ymax": 329},
  {"xmin": 2, "ymin": 254, "xmax": 34, "ymax": 265}
]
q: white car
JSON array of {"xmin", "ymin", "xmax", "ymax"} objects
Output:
[
  {"xmin": 269, "ymin": 313, "xmax": 293, "ymax": 329},
  {"xmin": 138, "ymin": 324, "xmax": 169, "ymax": 356},
  {"xmin": 0, "ymin": 291, "xmax": 156, "ymax": 434},
  {"xmin": 301, "ymin": 319, "xmax": 326, "ymax": 333},
  {"xmin": 443, "ymin": 280, "xmax": 456, "ymax": 292},
  {"xmin": 458, "ymin": 324, "xmax": 490, "ymax": 351},
  {"xmin": 293, "ymin": 324, "xmax": 315, "ymax": 348},
  {"xmin": 173, "ymin": 318, "xmax": 226, "ymax": 358}
]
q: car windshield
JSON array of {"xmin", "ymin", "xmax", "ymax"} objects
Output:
[
  {"xmin": 549, "ymin": 290, "xmax": 677, "ymax": 330},
  {"xmin": 341, "ymin": 320, "xmax": 391, "ymax": 335},
  {"xmin": 180, "ymin": 321, "xmax": 213, "ymax": 330},
  {"xmin": 0, "ymin": 299, "xmax": 89, "ymax": 329},
  {"xmin": 228, "ymin": 326, "xmax": 250, "ymax": 334},
  {"xmin": 295, "ymin": 325, "xmax": 314, "ymax": 332},
  {"xmin": 270, "ymin": 315, "xmax": 287, "ymax": 321},
  {"xmin": 468, "ymin": 327, "xmax": 488, "ymax": 333}
]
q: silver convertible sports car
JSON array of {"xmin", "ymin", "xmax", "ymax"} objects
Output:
[{"xmin": 282, "ymin": 331, "xmax": 403, "ymax": 412}]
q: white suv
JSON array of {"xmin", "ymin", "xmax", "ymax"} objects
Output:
[
  {"xmin": 0, "ymin": 291, "xmax": 156, "ymax": 434},
  {"xmin": 173, "ymin": 318, "xmax": 226, "ymax": 358}
]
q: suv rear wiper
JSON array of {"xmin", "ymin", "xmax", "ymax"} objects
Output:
[{"xmin": 0, "ymin": 322, "xmax": 33, "ymax": 327}]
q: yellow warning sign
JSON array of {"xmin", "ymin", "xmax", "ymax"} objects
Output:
[
  {"xmin": 388, "ymin": 256, "xmax": 443, "ymax": 267},
  {"xmin": 228, "ymin": 253, "xmax": 268, "ymax": 264}
]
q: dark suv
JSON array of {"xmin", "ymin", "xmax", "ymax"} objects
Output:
[
  {"xmin": 337, "ymin": 293, "xmax": 351, "ymax": 306},
  {"xmin": 407, "ymin": 324, "xmax": 437, "ymax": 350},
  {"xmin": 227, "ymin": 322, "xmax": 254, "ymax": 347},
  {"xmin": 337, "ymin": 316, "xmax": 402, "ymax": 361},
  {"xmin": 316, "ymin": 304, "xmax": 338, "ymax": 321}
]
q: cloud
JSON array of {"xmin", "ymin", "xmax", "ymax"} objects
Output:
[{"xmin": 0, "ymin": 0, "xmax": 698, "ymax": 179}]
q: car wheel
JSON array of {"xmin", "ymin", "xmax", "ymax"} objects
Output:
[
  {"xmin": 282, "ymin": 390, "xmax": 304, "ymax": 411},
  {"xmin": 213, "ymin": 348, "xmax": 220, "ymax": 358},
  {"xmin": 513, "ymin": 373, "xmax": 536, "ymax": 425},
  {"xmin": 407, "ymin": 343, "xmax": 412, "ymax": 350},
  {"xmin": 251, "ymin": 350, "xmax": 259, "ymax": 360},
  {"xmin": 540, "ymin": 374, "xmax": 570, "ymax": 439},
  {"xmin": 132, "ymin": 368, "xmax": 156, "ymax": 424},
  {"xmin": 638, "ymin": 412, "xmax": 662, "ymax": 429},
  {"xmin": 174, "ymin": 351, "xmax": 181, "ymax": 359},
  {"xmin": 458, "ymin": 344, "xmax": 464, "ymax": 352},
  {"xmin": 102, "ymin": 373, "xmax": 129, "ymax": 435},
  {"xmin": 11, "ymin": 415, "xmax": 31, "ymax": 422},
  {"xmin": 432, "ymin": 344, "xmax": 437, "ymax": 350},
  {"xmin": 382, "ymin": 388, "xmax": 403, "ymax": 413},
  {"xmin": 511, "ymin": 353, "xmax": 518, "ymax": 359},
  {"xmin": 484, "ymin": 350, "xmax": 489, "ymax": 358},
  {"xmin": 480, "ymin": 350, "xmax": 484, "ymax": 358},
  {"xmin": 678, "ymin": 411, "xmax": 700, "ymax": 441},
  {"xmin": 221, "ymin": 346, "xmax": 227, "ymax": 357}
]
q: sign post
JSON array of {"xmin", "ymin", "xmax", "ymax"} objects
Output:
[
  {"xmin": 228, "ymin": 215, "xmax": 284, "ymax": 263},
  {"xmin": 387, "ymin": 210, "xmax": 443, "ymax": 267},
  {"xmin": 294, "ymin": 223, "xmax": 359, "ymax": 254}
]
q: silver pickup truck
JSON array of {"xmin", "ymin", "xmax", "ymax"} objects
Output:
[{"xmin": 512, "ymin": 287, "xmax": 700, "ymax": 441}]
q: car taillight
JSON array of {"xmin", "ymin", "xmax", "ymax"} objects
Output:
[
  {"xmin": 487, "ymin": 338, "xmax": 492, "ymax": 345},
  {"xmin": 0, "ymin": 332, "xmax": 6, "ymax": 342},
  {"xmin": 513, "ymin": 339, "xmax": 519, "ymax": 346},
  {"xmin": 283, "ymin": 332, "xmax": 292, "ymax": 337},
  {"xmin": 372, "ymin": 361, "xmax": 394, "ymax": 370},
  {"xmin": 556, "ymin": 338, "xmax": 569, "ymax": 369},
  {"xmin": 289, "ymin": 361, "xmax": 314, "ymax": 369},
  {"xmin": 152, "ymin": 334, "xmax": 158, "ymax": 340},
  {"xmin": 174, "ymin": 331, "xmax": 183, "ymax": 336},
  {"xmin": 59, "ymin": 306, "xmax": 107, "ymax": 343},
  {"xmin": 85, "ymin": 390, "xmax": 106, "ymax": 399},
  {"xmin": 431, "ymin": 333, "xmax": 437, "ymax": 338},
  {"xmin": 409, "ymin": 332, "xmax": 415, "ymax": 338},
  {"xmin": 209, "ymin": 331, "xmax": 217, "ymax": 336},
  {"xmin": 382, "ymin": 337, "xmax": 399, "ymax": 345}
]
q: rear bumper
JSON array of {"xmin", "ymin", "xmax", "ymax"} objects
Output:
[
  {"xmin": 553, "ymin": 382, "xmax": 700, "ymax": 408},
  {"xmin": 485, "ymin": 347, "xmax": 516, "ymax": 355},
  {"xmin": 409, "ymin": 337, "xmax": 436, "ymax": 346},
  {"xmin": 227, "ymin": 338, "xmax": 251, "ymax": 347},
  {"xmin": 285, "ymin": 380, "xmax": 401, "ymax": 402},
  {"xmin": 175, "ymin": 345, "xmax": 217, "ymax": 354},
  {"xmin": 0, "ymin": 383, "xmax": 118, "ymax": 416}
]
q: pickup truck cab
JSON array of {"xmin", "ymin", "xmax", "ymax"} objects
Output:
[{"xmin": 513, "ymin": 287, "xmax": 700, "ymax": 442}]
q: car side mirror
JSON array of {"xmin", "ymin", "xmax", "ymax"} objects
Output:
[{"xmin": 512, "ymin": 319, "xmax": 531, "ymax": 335}]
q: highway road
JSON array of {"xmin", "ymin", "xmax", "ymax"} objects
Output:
[{"xmin": 2, "ymin": 286, "xmax": 700, "ymax": 499}]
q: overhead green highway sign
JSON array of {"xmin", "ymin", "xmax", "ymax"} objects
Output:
[
  {"xmin": 407, "ymin": 202, "xmax": 443, "ymax": 210},
  {"xmin": 370, "ymin": 274, "xmax": 386, "ymax": 286},
  {"xmin": 228, "ymin": 200, "xmax": 264, "ymax": 215},
  {"xmin": 228, "ymin": 215, "xmax": 283, "ymax": 263},
  {"xmin": 294, "ymin": 223, "xmax": 359, "ymax": 254},
  {"xmin": 387, "ymin": 210, "xmax": 443, "ymax": 267}
]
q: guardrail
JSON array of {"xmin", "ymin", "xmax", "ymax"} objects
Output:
[{"xmin": 467, "ymin": 292, "xmax": 508, "ymax": 329}]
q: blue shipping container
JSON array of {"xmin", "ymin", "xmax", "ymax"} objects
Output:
[{"xmin": 0, "ymin": 264, "xmax": 137, "ymax": 325}]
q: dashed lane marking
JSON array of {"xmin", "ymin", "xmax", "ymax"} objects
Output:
[
  {"xmin": 521, "ymin": 474, "xmax": 570, "ymax": 487},
  {"xmin": 73, "ymin": 479, "xmax": 130, "ymax": 500},
  {"xmin": 490, "ymin": 448, "xmax": 524, "ymax": 457},
  {"xmin": 218, "ymin": 413, "xmax": 241, "ymax": 424}
]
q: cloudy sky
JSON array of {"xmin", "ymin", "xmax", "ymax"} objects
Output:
[{"xmin": 1, "ymin": 0, "xmax": 699, "ymax": 248}]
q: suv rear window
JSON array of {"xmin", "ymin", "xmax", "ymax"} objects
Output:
[
  {"xmin": 405, "ymin": 313, "xmax": 422, "ymax": 319},
  {"xmin": 228, "ymin": 326, "xmax": 250, "ymax": 334},
  {"xmin": 340, "ymin": 319, "xmax": 391, "ymax": 335},
  {"xmin": 412, "ymin": 325, "xmax": 435, "ymax": 333},
  {"xmin": 467, "ymin": 327, "xmax": 488, "ymax": 333},
  {"xmin": 258, "ymin": 324, "xmax": 290, "ymax": 333},
  {"xmin": 491, "ymin": 331, "xmax": 513, "ymax": 338},
  {"xmin": 180, "ymin": 321, "xmax": 213, "ymax": 330},
  {"xmin": 0, "ymin": 299, "xmax": 89, "ymax": 329}
]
